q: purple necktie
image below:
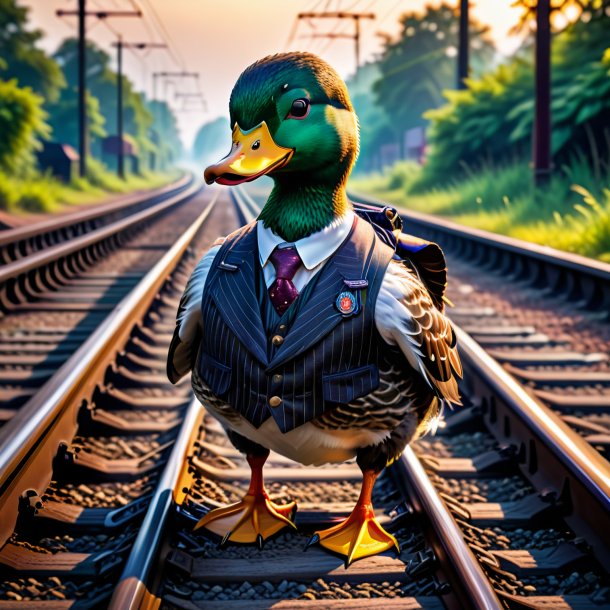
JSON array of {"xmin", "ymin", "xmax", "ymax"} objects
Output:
[{"xmin": 268, "ymin": 247, "xmax": 302, "ymax": 316}]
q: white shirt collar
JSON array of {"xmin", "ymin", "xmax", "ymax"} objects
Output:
[{"xmin": 257, "ymin": 210, "xmax": 355, "ymax": 271}]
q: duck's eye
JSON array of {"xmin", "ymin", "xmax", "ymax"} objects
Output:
[
  {"xmin": 287, "ymin": 98, "xmax": 310, "ymax": 120},
  {"xmin": 251, "ymin": 140, "xmax": 260, "ymax": 150}
]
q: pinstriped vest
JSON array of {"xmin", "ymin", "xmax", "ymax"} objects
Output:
[{"xmin": 197, "ymin": 216, "xmax": 394, "ymax": 433}]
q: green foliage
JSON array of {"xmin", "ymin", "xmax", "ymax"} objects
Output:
[
  {"xmin": 49, "ymin": 39, "xmax": 167, "ymax": 168},
  {"xmin": 423, "ymin": 12, "xmax": 610, "ymax": 185},
  {"xmin": 2, "ymin": 163, "xmax": 180, "ymax": 215},
  {"xmin": 0, "ymin": 78, "xmax": 50, "ymax": 174},
  {"xmin": 84, "ymin": 157, "xmax": 133, "ymax": 191},
  {"xmin": 348, "ymin": 4, "xmax": 495, "ymax": 173},
  {"xmin": 374, "ymin": 4, "xmax": 495, "ymax": 132},
  {"xmin": 0, "ymin": 170, "xmax": 18, "ymax": 210},
  {"xmin": 46, "ymin": 90, "xmax": 107, "ymax": 149},
  {"xmin": 385, "ymin": 161, "xmax": 421, "ymax": 191},
  {"xmin": 347, "ymin": 62, "xmax": 394, "ymax": 174},
  {"xmin": 351, "ymin": 159, "xmax": 610, "ymax": 260},
  {"xmin": 17, "ymin": 177, "xmax": 59, "ymax": 212},
  {"xmin": 0, "ymin": 0, "xmax": 65, "ymax": 102},
  {"xmin": 422, "ymin": 60, "xmax": 532, "ymax": 185},
  {"xmin": 192, "ymin": 116, "xmax": 230, "ymax": 164},
  {"xmin": 148, "ymin": 99, "xmax": 183, "ymax": 166}
]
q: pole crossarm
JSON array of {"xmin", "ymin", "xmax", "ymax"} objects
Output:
[
  {"xmin": 112, "ymin": 42, "xmax": 168, "ymax": 49},
  {"xmin": 153, "ymin": 71, "xmax": 199, "ymax": 78},
  {"xmin": 297, "ymin": 12, "xmax": 374, "ymax": 19},
  {"xmin": 56, "ymin": 10, "xmax": 142, "ymax": 18},
  {"xmin": 302, "ymin": 33, "xmax": 356, "ymax": 39},
  {"xmin": 296, "ymin": 11, "xmax": 375, "ymax": 73}
]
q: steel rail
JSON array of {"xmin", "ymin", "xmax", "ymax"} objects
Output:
[
  {"xmin": 0, "ymin": 171, "xmax": 191, "ymax": 248},
  {"xmin": 0, "ymin": 189, "xmax": 220, "ymax": 547},
  {"xmin": 106, "ymin": 188, "xmax": 260, "ymax": 609},
  {"xmin": 394, "ymin": 447, "xmax": 504, "ymax": 610},
  {"xmin": 349, "ymin": 190, "xmax": 610, "ymax": 280},
  {"xmin": 0, "ymin": 176, "xmax": 200, "ymax": 285},
  {"xmin": 109, "ymin": 399, "xmax": 203, "ymax": 610},
  {"xmin": 349, "ymin": 190, "xmax": 610, "ymax": 311},
  {"xmin": 454, "ymin": 323, "xmax": 610, "ymax": 565},
  {"xmin": 232, "ymin": 185, "xmax": 261, "ymax": 223}
]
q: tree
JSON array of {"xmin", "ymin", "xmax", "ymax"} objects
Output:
[
  {"xmin": 46, "ymin": 91, "xmax": 106, "ymax": 151},
  {"xmin": 0, "ymin": 0, "xmax": 64, "ymax": 102},
  {"xmin": 373, "ymin": 3, "xmax": 495, "ymax": 138},
  {"xmin": 0, "ymin": 78, "xmax": 50, "ymax": 174},
  {"xmin": 192, "ymin": 116, "xmax": 230, "ymax": 165},
  {"xmin": 51, "ymin": 38, "xmax": 157, "ymax": 164},
  {"xmin": 345, "ymin": 62, "xmax": 393, "ymax": 173},
  {"xmin": 148, "ymin": 99, "xmax": 183, "ymax": 167},
  {"xmin": 421, "ymin": 8, "xmax": 610, "ymax": 185}
]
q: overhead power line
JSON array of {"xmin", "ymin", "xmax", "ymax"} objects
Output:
[
  {"xmin": 296, "ymin": 11, "xmax": 375, "ymax": 73},
  {"xmin": 56, "ymin": 2, "xmax": 141, "ymax": 178},
  {"xmin": 111, "ymin": 40, "xmax": 168, "ymax": 177}
]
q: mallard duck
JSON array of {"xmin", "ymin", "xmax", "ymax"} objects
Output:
[{"xmin": 168, "ymin": 52, "xmax": 462, "ymax": 565}]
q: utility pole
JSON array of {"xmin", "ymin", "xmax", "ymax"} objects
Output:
[
  {"xmin": 534, "ymin": 0, "xmax": 552, "ymax": 186},
  {"xmin": 152, "ymin": 71, "xmax": 199, "ymax": 84},
  {"xmin": 297, "ymin": 12, "xmax": 375, "ymax": 74},
  {"xmin": 152, "ymin": 72, "xmax": 199, "ymax": 168},
  {"xmin": 116, "ymin": 36, "xmax": 124, "ymax": 178},
  {"xmin": 112, "ymin": 42, "xmax": 167, "ymax": 178},
  {"xmin": 457, "ymin": 0, "xmax": 469, "ymax": 89},
  {"xmin": 175, "ymin": 92, "xmax": 207, "ymax": 111},
  {"xmin": 77, "ymin": 0, "xmax": 86, "ymax": 178},
  {"xmin": 152, "ymin": 72, "xmax": 199, "ymax": 126},
  {"xmin": 56, "ymin": 5, "xmax": 141, "ymax": 178}
]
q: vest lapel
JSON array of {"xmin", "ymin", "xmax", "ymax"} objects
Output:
[
  {"xmin": 267, "ymin": 217, "xmax": 375, "ymax": 370},
  {"xmin": 209, "ymin": 225, "xmax": 268, "ymax": 365}
]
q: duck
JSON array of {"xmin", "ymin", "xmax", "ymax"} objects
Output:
[{"xmin": 167, "ymin": 51, "xmax": 462, "ymax": 565}]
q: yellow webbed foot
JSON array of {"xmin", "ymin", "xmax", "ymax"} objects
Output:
[
  {"xmin": 307, "ymin": 504, "xmax": 399, "ymax": 566},
  {"xmin": 195, "ymin": 493, "xmax": 297, "ymax": 547}
]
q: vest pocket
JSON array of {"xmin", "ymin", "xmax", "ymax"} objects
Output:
[
  {"xmin": 198, "ymin": 352, "xmax": 232, "ymax": 396},
  {"xmin": 322, "ymin": 364, "xmax": 379, "ymax": 404}
]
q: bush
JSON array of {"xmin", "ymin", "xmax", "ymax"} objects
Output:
[
  {"xmin": 386, "ymin": 161, "xmax": 421, "ymax": 191},
  {"xmin": 0, "ymin": 171, "xmax": 19, "ymax": 210},
  {"xmin": 17, "ymin": 178, "xmax": 58, "ymax": 212},
  {"xmin": 85, "ymin": 157, "xmax": 129, "ymax": 192},
  {"xmin": 351, "ymin": 158, "xmax": 610, "ymax": 261},
  {"xmin": 0, "ymin": 78, "xmax": 50, "ymax": 174},
  {"xmin": 422, "ymin": 13, "xmax": 610, "ymax": 186}
]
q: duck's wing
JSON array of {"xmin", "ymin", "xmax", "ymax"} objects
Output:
[
  {"xmin": 375, "ymin": 259, "xmax": 462, "ymax": 406},
  {"xmin": 167, "ymin": 241, "xmax": 223, "ymax": 383}
]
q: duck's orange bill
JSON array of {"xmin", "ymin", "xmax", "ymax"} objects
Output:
[{"xmin": 204, "ymin": 121, "xmax": 294, "ymax": 186}]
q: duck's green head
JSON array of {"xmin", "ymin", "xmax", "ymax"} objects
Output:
[{"xmin": 204, "ymin": 52, "xmax": 359, "ymax": 192}]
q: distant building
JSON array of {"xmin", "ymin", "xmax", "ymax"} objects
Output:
[
  {"xmin": 380, "ymin": 143, "xmax": 401, "ymax": 169},
  {"xmin": 36, "ymin": 142, "xmax": 79, "ymax": 182},
  {"xmin": 102, "ymin": 136, "xmax": 140, "ymax": 174},
  {"xmin": 404, "ymin": 127, "xmax": 427, "ymax": 164}
]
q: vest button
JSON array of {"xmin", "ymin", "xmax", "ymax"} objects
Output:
[
  {"xmin": 269, "ymin": 396, "xmax": 282, "ymax": 408},
  {"xmin": 272, "ymin": 374, "xmax": 283, "ymax": 384},
  {"xmin": 272, "ymin": 335, "xmax": 284, "ymax": 346},
  {"xmin": 278, "ymin": 324, "xmax": 287, "ymax": 332}
]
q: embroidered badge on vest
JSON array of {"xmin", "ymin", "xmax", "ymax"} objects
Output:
[{"xmin": 336, "ymin": 290, "xmax": 359, "ymax": 316}]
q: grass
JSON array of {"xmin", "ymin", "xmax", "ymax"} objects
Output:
[
  {"xmin": 0, "ymin": 160, "xmax": 181, "ymax": 216},
  {"xmin": 349, "ymin": 160, "xmax": 610, "ymax": 263}
]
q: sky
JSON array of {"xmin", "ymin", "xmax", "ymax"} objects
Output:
[{"xmin": 21, "ymin": 0, "xmax": 524, "ymax": 149}]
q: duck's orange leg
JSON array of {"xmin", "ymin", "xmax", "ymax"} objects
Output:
[
  {"xmin": 194, "ymin": 452, "xmax": 297, "ymax": 547},
  {"xmin": 306, "ymin": 469, "xmax": 399, "ymax": 565}
]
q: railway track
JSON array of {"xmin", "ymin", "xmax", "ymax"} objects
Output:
[
  {"xmin": 0, "ymin": 173, "xmax": 199, "ymax": 422},
  {"xmin": 1, "ymin": 182, "xmax": 609, "ymax": 608},
  {"xmin": 348, "ymin": 190, "xmax": 610, "ymax": 462},
  {"xmin": 0, "ymin": 173, "xmax": 191, "ymax": 267},
  {"xmin": 0, "ymin": 185, "xmax": 240, "ymax": 607}
]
